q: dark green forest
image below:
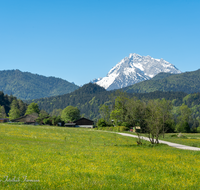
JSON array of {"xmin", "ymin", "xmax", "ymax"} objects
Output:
[
  {"xmin": 25, "ymin": 83, "xmax": 200, "ymax": 122},
  {"xmin": 0, "ymin": 70, "xmax": 79, "ymax": 100},
  {"xmin": 0, "ymin": 91, "xmax": 27, "ymax": 117},
  {"xmin": 122, "ymin": 69, "xmax": 200, "ymax": 94},
  {"xmin": 98, "ymin": 94, "xmax": 200, "ymax": 141},
  {"xmin": 26, "ymin": 83, "xmax": 112, "ymax": 120},
  {"xmin": 1, "ymin": 82, "xmax": 200, "ymax": 133}
]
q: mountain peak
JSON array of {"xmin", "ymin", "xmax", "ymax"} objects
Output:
[
  {"xmin": 93, "ymin": 53, "xmax": 181, "ymax": 90},
  {"xmin": 128, "ymin": 53, "xmax": 142, "ymax": 59}
]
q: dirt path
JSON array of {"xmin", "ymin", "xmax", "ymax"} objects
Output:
[{"xmin": 118, "ymin": 133, "xmax": 200, "ymax": 151}]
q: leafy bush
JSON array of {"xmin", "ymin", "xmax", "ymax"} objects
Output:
[
  {"xmin": 197, "ymin": 127, "xmax": 200, "ymax": 133},
  {"xmin": 97, "ymin": 119, "xmax": 107, "ymax": 127},
  {"xmin": 43, "ymin": 118, "xmax": 51, "ymax": 125},
  {"xmin": 117, "ymin": 126, "xmax": 129, "ymax": 132},
  {"xmin": 121, "ymin": 122, "xmax": 131, "ymax": 128},
  {"xmin": 176, "ymin": 122, "xmax": 190, "ymax": 133},
  {"xmin": 170, "ymin": 134, "xmax": 178, "ymax": 137}
]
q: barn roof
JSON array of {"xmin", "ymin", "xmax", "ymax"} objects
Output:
[
  {"xmin": 11, "ymin": 113, "xmax": 38, "ymax": 122},
  {"xmin": 74, "ymin": 117, "xmax": 93, "ymax": 123}
]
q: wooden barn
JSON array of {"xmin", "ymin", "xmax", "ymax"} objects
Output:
[
  {"xmin": 64, "ymin": 123, "xmax": 76, "ymax": 127},
  {"xmin": 11, "ymin": 113, "xmax": 39, "ymax": 125},
  {"xmin": 0, "ymin": 118, "xmax": 9, "ymax": 123},
  {"xmin": 65, "ymin": 117, "xmax": 94, "ymax": 128}
]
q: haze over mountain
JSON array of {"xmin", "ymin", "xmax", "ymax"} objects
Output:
[
  {"xmin": 93, "ymin": 53, "xmax": 181, "ymax": 90},
  {"xmin": 0, "ymin": 70, "xmax": 79, "ymax": 100}
]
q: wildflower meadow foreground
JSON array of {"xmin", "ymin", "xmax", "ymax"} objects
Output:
[{"xmin": 0, "ymin": 124, "xmax": 200, "ymax": 189}]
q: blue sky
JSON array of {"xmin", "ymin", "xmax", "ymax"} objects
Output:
[{"xmin": 1, "ymin": 0, "xmax": 200, "ymax": 86}]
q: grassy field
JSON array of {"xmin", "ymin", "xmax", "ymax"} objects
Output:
[
  {"xmin": 124, "ymin": 131, "xmax": 200, "ymax": 148},
  {"xmin": 159, "ymin": 133, "xmax": 200, "ymax": 148},
  {"xmin": 1, "ymin": 124, "xmax": 200, "ymax": 189}
]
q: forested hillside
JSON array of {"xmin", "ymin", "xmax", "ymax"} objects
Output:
[
  {"xmin": 150, "ymin": 72, "xmax": 175, "ymax": 80},
  {"xmin": 26, "ymin": 82, "xmax": 200, "ymax": 121},
  {"xmin": 123, "ymin": 69, "xmax": 200, "ymax": 94},
  {"xmin": 2, "ymin": 81, "xmax": 200, "ymax": 130},
  {"xmin": 0, "ymin": 70, "xmax": 79, "ymax": 100},
  {"xmin": 26, "ymin": 83, "xmax": 112, "ymax": 120}
]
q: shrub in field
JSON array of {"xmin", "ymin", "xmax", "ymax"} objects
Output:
[
  {"xmin": 43, "ymin": 118, "xmax": 51, "ymax": 125},
  {"xmin": 170, "ymin": 134, "xmax": 178, "ymax": 137},
  {"xmin": 121, "ymin": 122, "xmax": 131, "ymax": 128},
  {"xmin": 176, "ymin": 122, "xmax": 191, "ymax": 133},
  {"xmin": 97, "ymin": 118, "xmax": 107, "ymax": 127},
  {"xmin": 197, "ymin": 127, "xmax": 200, "ymax": 133},
  {"xmin": 117, "ymin": 126, "xmax": 129, "ymax": 132}
]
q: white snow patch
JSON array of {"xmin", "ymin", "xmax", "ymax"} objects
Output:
[
  {"xmin": 123, "ymin": 67, "xmax": 136, "ymax": 76},
  {"xmin": 133, "ymin": 63, "xmax": 144, "ymax": 71},
  {"xmin": 96, "ymin": 72, "xmax": 119, "ymax": 89}
]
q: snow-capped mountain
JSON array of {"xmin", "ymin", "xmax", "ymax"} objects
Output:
[{"xmin": 93, "ymin": 53, "xmax": 181, "ymax": 90}]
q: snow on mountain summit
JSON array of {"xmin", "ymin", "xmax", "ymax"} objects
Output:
[{"xmin": 94, "ymin": 53, "xmax": 181, "ymax": 90}]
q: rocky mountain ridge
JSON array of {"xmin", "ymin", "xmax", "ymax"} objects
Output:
[{"xmin": 93, "ymin": 53, "xmax": 181, "ymax": 90}]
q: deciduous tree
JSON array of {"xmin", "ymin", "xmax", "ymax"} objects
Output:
[
  {"xmin": 61, "ymin": 106, "xmax": 80, "ymax": 123},
  {"xmin": 25, "ymin": 102, "xmax": 40, "ymax": 115},
  {"xmin": 145, "ymin": 100, "xmax": 163, "ymax": 144},
  {"xmin": 99, "ymin": 104, "xmax": 111, "ymax": 123},
  {"xmin": 8, "ymin": 100, "xmax": 20, "ymax": 120},
  {"xmin": 176, "ymin": 104, "xmax": 192, "ymax": 132},
  {"xmin": 0, "ymin": 105, "xmax": 6, "ymax": 118}
]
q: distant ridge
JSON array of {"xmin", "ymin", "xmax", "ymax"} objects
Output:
[
  {"xmin": 93, "ymin": 53, "xmax": 181, "ymax": 90},
  {"xmin": 0, "ymin": 69, "xmax": 79, "ymax": 100},
  {"xmin": 122, "ymin": 69, "xmax": 200, "ymax": 94}
]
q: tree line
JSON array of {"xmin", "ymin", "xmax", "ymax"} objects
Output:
[
  {"xmin": 98, "ymin": 92, "xmax": 200, "ymax": 143},
  {"xmin": 0, "ymin": 91, "xmax": 81, "ymax": 125},
  {"xmin": 8, "ymin": 100, "xmax": 81, "ymax": 126}
]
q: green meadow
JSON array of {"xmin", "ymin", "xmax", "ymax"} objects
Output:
[
  {"xmin": 159, "ymin": 133, "xmax": 200, "ymax": 148},
  {"xmin": 1, "ymin": 124, "xmax": 200, "ymax": 190},
  {"xmin": 122, "ymin": 131, "xmax": 200, "ymax": 148}
]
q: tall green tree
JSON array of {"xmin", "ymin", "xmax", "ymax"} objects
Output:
[
  {"xmin": 0, "ymin": 105, "xmax": 7, "ymax": 118},
  {"xmin": 99, "ymin": 104, "xmax": 111, "ymax": 123},
  {"xmin": 61, "ymin": 106, "xmax": 80, "ymax": 123},
  {"xmin": 36, "ymin": 110, "xmax": 49, "ymax": 124},
  {"xmin": 145, "ymin": 99, "xmax": 174, "ymax": 143},
  {"xmin": 25, "ymin": 102, "xmax": 40, "ymax": 115},
  {"xmin": 145, "ymin": 100, "xmax": 162, "ymax": 144},
  {"xmin": 176, "ymin": 104, "xmax": 192, "ymax": 132},
  {"xmin": 18, "ymin": 99, "xmax": 27, "ymax": 116},
  {"xmin": 51, "ymin": 115, "xmax": 62, "ymax": 126},
  {"xmin": 110, "ymin": 94, "xmax": 128, "ymax": 126},
  {"xmin": 159, "ymin": 99, "xmax": 173, "ymax": 137},
  {"xmin": 125, "ymin": 97, "xmax": 147, "ymax": 130},
  {"xmin": 8, "ymin": 100, "xmax": 20, "ymax": 120},
  {"xmin": 50, "ymin": 109, "xmax": 62, "ymax": 116}
]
